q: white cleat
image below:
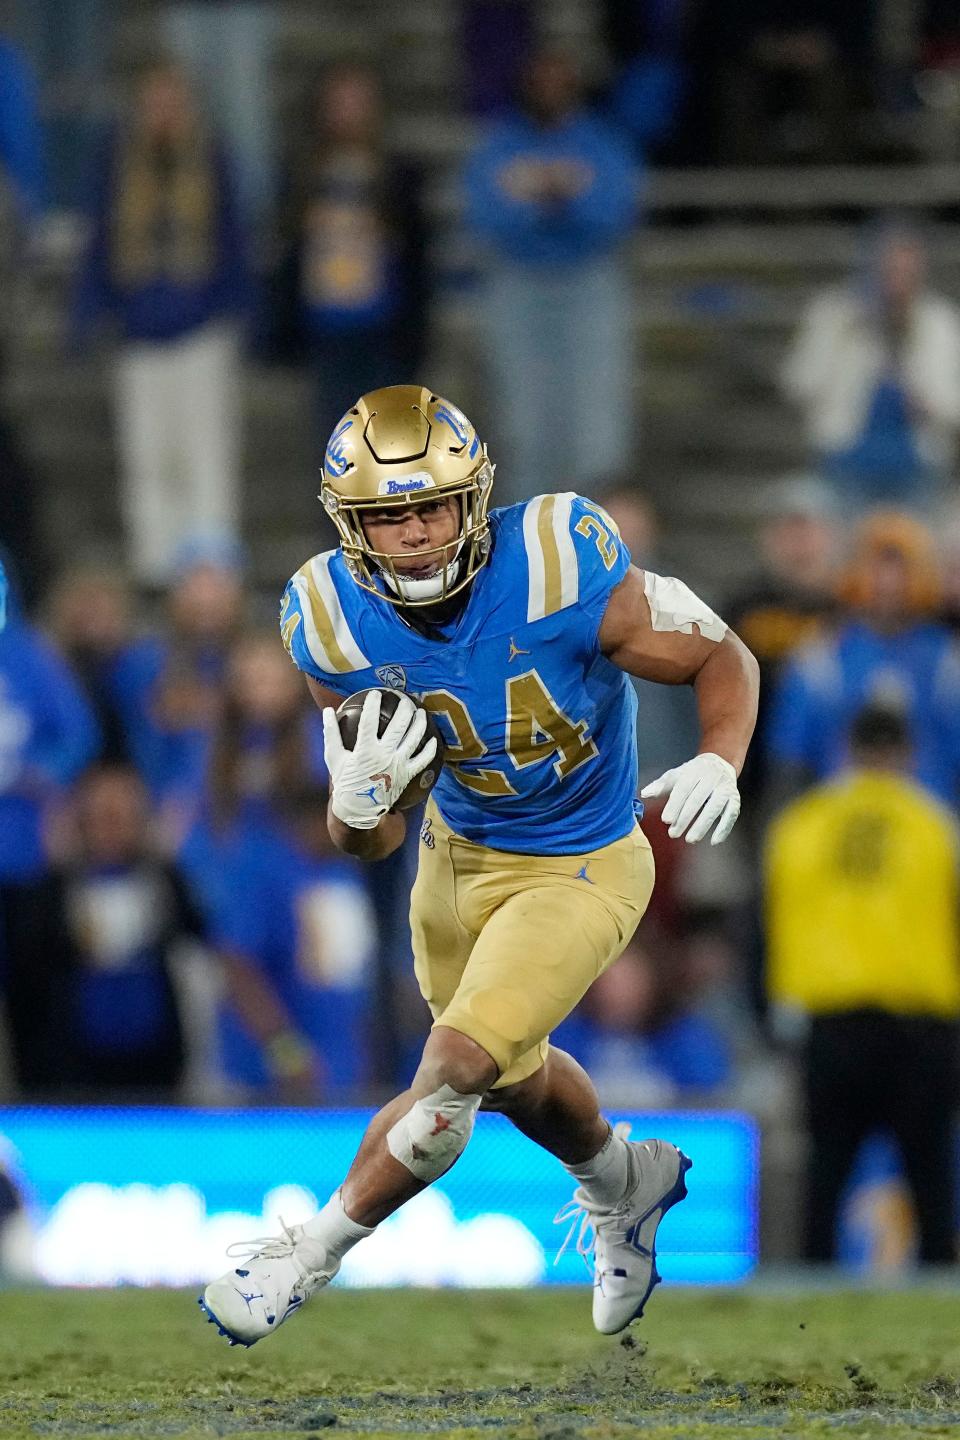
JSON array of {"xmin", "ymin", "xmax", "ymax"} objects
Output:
[
  {"xmin": 198, "ymin": 1221, "xmax": 337, "ymax": 1347},
  {"xmin": 555, "ymin": 1128, "xmax": 692, "ymax": 1335}
]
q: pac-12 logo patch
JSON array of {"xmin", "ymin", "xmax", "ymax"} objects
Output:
[
  {"xmin": 375, "ymin": 664, "xmax": 407, "ymax": 691},
  {"xmin": 420, "ymin": 816, "xmax": 435, "ymax": 849}
]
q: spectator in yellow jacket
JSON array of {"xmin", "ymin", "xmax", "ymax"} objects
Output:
[{"xmin": 765, "ymin": 702, "xmax": 959, "ymax": 1263}]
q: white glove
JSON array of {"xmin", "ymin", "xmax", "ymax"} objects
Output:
[
  {"xmin": 640, "ymin": 752, "xmax": 741, "ymax": 846},
  {"xmin": 322, "ymin": 691, "xmax": 437, "ymax": 830}
]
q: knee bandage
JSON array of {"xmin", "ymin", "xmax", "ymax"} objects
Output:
[{"xmin": 387, "ymin": 1084, "xmax": 483, "ymax": 1182}]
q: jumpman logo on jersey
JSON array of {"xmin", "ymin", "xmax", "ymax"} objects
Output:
[
  {"xmin": 575, "ymin": 863, "xmax": 594, "ymax": 883},
  {"xmin": 508, "ymin": 637, "xmax": 530, "ymax": 662}
]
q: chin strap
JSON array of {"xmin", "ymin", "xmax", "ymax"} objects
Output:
[{"xmin": 383, "ymin": 554, "xmax": 462, "ymax": 602}]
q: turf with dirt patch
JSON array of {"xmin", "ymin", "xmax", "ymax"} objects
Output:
[{"xmin": 2, "ymin": 1287, "xmax": 960, "ymax": 1438}]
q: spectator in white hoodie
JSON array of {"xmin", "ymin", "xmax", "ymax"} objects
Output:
[{"xmin": 782, "ymin": 218, "xmax": 960, "ymax": 514}]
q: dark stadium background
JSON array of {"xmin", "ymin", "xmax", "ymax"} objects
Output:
[{"xmin": 0, "ymin": 0, "xmax": 959, "ymax": 1291}]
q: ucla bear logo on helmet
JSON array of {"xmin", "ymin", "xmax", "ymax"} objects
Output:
[
  {"xmin": 434, "ymin": 404, "xmax": 468, "ymax": 443},
  {"xmin": 435, "ymin": 403, "xmax": 480, "ymax": 458},
  {"xmin": 324, "ymin": 418, "xmax": 353, "ymax": 478},
  {"xmin": 375, "ymin": 664, "xmax": 407, "ymax": 691}
]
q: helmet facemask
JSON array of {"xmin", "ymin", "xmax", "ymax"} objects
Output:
[{"xmin": 321, "ymin": 457, "xmax": 494, "ymax": 607}]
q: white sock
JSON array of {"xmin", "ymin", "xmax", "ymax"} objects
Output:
[
  {"xmin": 563, "ymin": 1127, "xmax": 632, "ymax": 1208},
  {"xmin": 296, "ymin": 1189, "xmax": 375, "ymax": 1268}
]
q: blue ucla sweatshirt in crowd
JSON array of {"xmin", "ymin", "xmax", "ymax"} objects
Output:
[
  {"xmin": 464, "ymin": 109, "xmax": 638, "ymax": 267},
  {"xmin": 768, "ymin": 620, "xmax": 960, "ymax": 805},
  {"xmin": 72, "ymin": 127, "xmax": 248, "ymax": 344},
  {"xmin": 0, "ymin": 617, "xmax": 99, "ymax": 881}
]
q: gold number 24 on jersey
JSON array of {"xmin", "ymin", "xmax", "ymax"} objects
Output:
[{"xmin": 420, "ymin": 670, "xmax": 598, "ymax": 797}]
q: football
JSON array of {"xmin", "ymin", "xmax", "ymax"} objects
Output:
[{"xmin": 335, "ymin": 688, "xmax": 446, "ymax": 810}]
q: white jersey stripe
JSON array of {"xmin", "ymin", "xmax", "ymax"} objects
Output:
[
  {"xmin": 291, "ymin": 569, "xmax": 337, "ymax": 674},
  {"xmin": 311, "ymin": 552, "xmax": 370, "ymax": 671},
  {"xmin": 524, "ymin": 492, "xmax": 581, "ymax": 621},
  {"xmin": 551, "ymin": 491, "xmax": 579, "ymax": 612},
  {"xmin": 290, "ymin": 550, "xmax": 370, "ymax": 675},
  {"xmin": 523, "ymin": 495, "xmax": 547, "ymax": 623}
]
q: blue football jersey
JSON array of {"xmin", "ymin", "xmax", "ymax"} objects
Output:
[{"xmin": 280, "ymin": 493, "xmax": 639, "ymax": 855}]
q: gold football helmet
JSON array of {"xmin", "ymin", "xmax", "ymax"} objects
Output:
[{"xmin": 319, "ymin": 385, "xmax": 494, "ymax": 606}]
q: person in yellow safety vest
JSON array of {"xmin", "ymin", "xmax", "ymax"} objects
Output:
[{"xmin": 765, "ymin": 701, "xmax": 960, "ymax": 1263}]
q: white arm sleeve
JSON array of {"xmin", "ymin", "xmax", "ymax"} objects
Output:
[{"xmin": 643, "ymin": 571, "xmax": 727, "ymax": 644}]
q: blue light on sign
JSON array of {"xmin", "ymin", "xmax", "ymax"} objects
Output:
[{"xmin": 0, "ymin": 1108, "xmax": 757, "ymax": 1288}]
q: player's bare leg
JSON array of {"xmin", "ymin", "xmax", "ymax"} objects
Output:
[
  {"xmin": 199, "ymin": 1027, "xmax": 497, "ymax": 1345},
  {"xmin": 339, "ymin": 1026, "xmax": 498, "ymax": 1224},
  {"xmin": 482, "ymin": 1048, "xmax": 610, "ymax": 1164},
  {"xmin": 485, "ymin": 1047, "xmax": 691, "ymax": 1334}
]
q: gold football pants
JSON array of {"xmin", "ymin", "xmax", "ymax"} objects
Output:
[{"xmin": 409, "ymin": 799, "xmax": 655, "ymax": 1087}]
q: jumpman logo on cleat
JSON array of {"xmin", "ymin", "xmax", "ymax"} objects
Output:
[{"xmin": 508, "ymin": 637, "xmax": 530, "ymax": 662}]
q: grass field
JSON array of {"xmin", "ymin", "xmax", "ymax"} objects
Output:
[{"xmin": 4, "ymin": 1286, "xmax": 960, "ymax": 1439}]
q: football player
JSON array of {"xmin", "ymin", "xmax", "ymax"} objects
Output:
[{"xmin": 201, "ymin": 386, "xmax": 759, "ymax": 1343}]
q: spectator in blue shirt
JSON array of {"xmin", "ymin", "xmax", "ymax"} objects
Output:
[
  {"xmin": 767, "ymin": 510, "xmax": 960, "ymax": 807},
  {"xmin": 73, "ymin": 61, "xmax": 248, "ymax": 585},
  {"xmin": 464, "ymin": 48, "xmax": 638, "ymax": 504},
  {"xmin": 0, "ymin": 596, "xmax": 99, "ymax": 883},
  {"xmin": 210, "ymin": 784, "xmax": 376, "ymax": 1102},
  {"xmin": 176, "ymin": 627, "xmax": 326, "ymax": 921},
  {"xmin": 263, "ymin": 65, "xmax": 430, "ymax": 452},
  {"xmin": 45, "ymin": 566, "xmax": 138, "ymax": 765},
  {"xmin": 2, "ymin": 763, "xmax": 203, "ymax": 1096},
  {"xmin": 781, "ymin": 220, "xmax": 960, "ymax": 514},
  {"xmin": 109, "ymin": 537, "xmax": 245, "ymax": 813}
]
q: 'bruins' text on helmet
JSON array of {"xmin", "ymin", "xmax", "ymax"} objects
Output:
[{"xmin": 319, "ymin": 385, "xmax": 494, "ymax": 606}]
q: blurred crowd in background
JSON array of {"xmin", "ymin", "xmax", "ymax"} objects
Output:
[{"xmin": 2, "ymin": 0, "xmax": 960, "ymax": 1263}]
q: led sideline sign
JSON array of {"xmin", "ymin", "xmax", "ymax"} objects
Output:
[{"xmin": 0, "ymin": 1108, "xmax": 758, "ymax": 1288}]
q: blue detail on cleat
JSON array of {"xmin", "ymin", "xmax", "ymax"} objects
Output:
[
  {"xmin": 196, "ymin": 1293, "xmax": 258, "ymax": 1349},
  {"xmin": 623, "ymin": 1223, "xmax": 653, "ymax": 1257},
  {"xmin": 627, "ymin": 1150, "xmax": 692, "ymax": 1326},
  {"xmin": 235, "ymin": 1268, "xmax": 249, "ymax": 1277}
]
